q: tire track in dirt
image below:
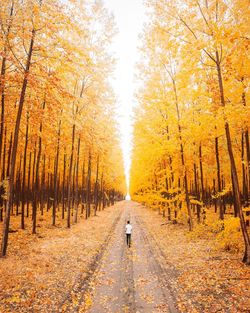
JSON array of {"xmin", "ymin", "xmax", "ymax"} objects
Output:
[
  {"xmin": 134, "ymin": 213, "xmax": 179, "ymax": 313},
  {"xmin": 85, "ymin": 207, "xmax": 136, "ymax": 313},
  {"xmin": 83, "ymin": 201, "xmax": 179, "ymax": 313},
  {"xmin": 118, "ymin": 218, "xmax": 136, "ymax": 312},
  {"xmin": 59, "ymin": 207, "xmax": 124, "ymax": 312}
]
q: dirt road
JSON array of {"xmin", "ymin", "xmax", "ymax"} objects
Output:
[
  {"xmin": 1, "ymin": 201, "xmax": 249, "ymax": 312},
  {"xmin": 86, "ymin": 201, "xmax": 178, "ymax": 313}
]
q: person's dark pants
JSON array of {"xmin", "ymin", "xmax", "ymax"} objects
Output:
[{"xmin": 126, "ymin": 234, "xmax": 131, "ymax": 247}]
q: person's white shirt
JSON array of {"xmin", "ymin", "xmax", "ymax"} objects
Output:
[{"xmin": 125, "ymin": 224, "xmax": 132, "ymax": 234}]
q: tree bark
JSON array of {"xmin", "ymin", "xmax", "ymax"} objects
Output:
[
  {"xmin": 21, "ymin": 111, "xmax": 29, "ymax": 229},
  {"xmin": 172, "ymin": 77, "xmax": 193, "ymax": 230},
  {"xmin": 67, "ymin": 119, "xmax": 76, "ymax": 228},
  {"xmin": 216, "ymin": 50, "xmax": 250, "ymax": 264},
  {"xmin": 62, "ymin": 150, "xmax": 66, "ymax": 219},
  {"xmin": 199, "ymin": 144, "xmax": 205, "ymax": 205},
  {"xmin": 86, "ymin": 151, "xmax": 91, "ymax": 219},
  {"xmin": 1, "ymin": 127, "xmax": 7, "ymax": 181},
  {"xmin": 53, "ymin": 119, "xmax": 61, "ymax": 226},
  {"xmin": 27, "ymin": 152, "xmax": 32, "ymax": 218},
  {"xmin": 94, "ymin": 155, "xmax": 99, "ymax": 216},
  {"xmin": 1, "ymin": 28, "xmax": 35, "ymax": 256},
  {"xmin": 32, "ymin": 100, "xmax": 44, "ymax": 234},
  {"xmin": 241, "ymin": 132, "xmax": 247, "ymax": 205},
  {"xmin": 40, "ymin": 154, "xmax": 45, "ymax": 216},
  {"xmin": 215, "ymin": 135, "xmax": 224, "ymax": 220},
  {"xmin": 194, "ymin": 162, "xmax": 200, "ymax": 223},
  {"xmin": 73, "ymin": 137, "xmax": 80, "ymax": 223},
  {"xmin": 245, "ymin": 129, "xmax": 250, "ymax": 203},
  {"xmin": 81, "ymin": 159, "xmax": 85, "ymax": 214},
  {"xmin": 0, "ymin": 1, "xmax": 14, "ymax": 172}
]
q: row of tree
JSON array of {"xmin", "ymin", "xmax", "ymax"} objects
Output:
[
  {"xmin": 0, "ymin": 0, "xmax": 126, "ymax": 257},
  {"xmin": 130, "ymin": 0, "xmax": 250, "ymax": 263}
]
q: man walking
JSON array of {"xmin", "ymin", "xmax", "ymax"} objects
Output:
[{"xmin": 125, "ymin": 220, "xmax": 132, "ymax": 247}]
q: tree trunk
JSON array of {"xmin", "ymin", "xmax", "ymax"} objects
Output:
[
  {"xmin": 1, "ymin": 28, "xmax": 35, "ymax": 256},
  {"xmin": 67, "ymin": 122, "xmax": 75, "ymax": 228},
  {"xmin": 73, "ymin": 137, "xmax": 80, "ymax": 223},
  {"xmin": 94, "ymin": 155, "xmax": 99, "ymax": 216},
  {"xmin": 81, "ymin": 159, "xmax": 85, "ymax": 214},
  {"xmin": 199, "ymin": 144, "xmax": 205, "ymax": 205},
  {"xmin": 15, "ymin": 156, "xmax": 22, "ymax": 216},
  {"xmin": 241, "ymin": 132, "xmax": 247, "ymax": 205},
  {"xmin": 194, "ymin": 162, "xmax": 200, "ymax": 223},
  {"xmin": 27, "ymin": 152, "xmax": 32, "ymax": 218},
  {"xmin": 21, "ymin": 111, "xmax": 29, "ymax": 229},
  {"xmin": 62, "ymin": 150, "xmax": 66, "ymax": 219},
  {"xmin": 245, "ymin": 129, "xmax": 250, "ymax": 203},
  {"xmin": 0, "ymin": 2, "xmax": 14, "ymax": 172},
  {"xmin": 6, "ymin": 132, "xmax": 13, "ymax": 179},
  {"xmin": 40, "ymin": 154, "xmax": 45, "ymax": 216},
  {"xmin": 172, "ymin": 78, "xmax": 192, "ymax": 230},
  {"xmin": 32, "ymin": 100, "xmax": 44, "ymax": 234},
  {"xmin": 86, "ymin": 151, "xmax": 91, "ymax": 219},
  {"xmin": 31, "ymin": 142, "xmax": 37, "ymax": 219},
  {"xmin": 99, "ymin": 172, "xmax": 103, "ymax": 211},
  {"xmin": 53, "ymin": 119, "xmax": 61, "ymax": 226},
  {"xmin": 242, "ymin": 89, "xmax": 249, "ymax": 203},
  {"xmin": 215, "ymin": 135, "xmax": 224, "ymax": 220},
  {"xmin": 216, "ymin": 50, "xmax": 250, "ymax": 264},
  {"xmin": 1, "ymin": 127, "xmax": 7, "ymax": 181}
]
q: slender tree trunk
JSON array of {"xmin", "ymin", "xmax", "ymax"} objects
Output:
[
  {"xmin": 94, "ymin": 155, "xmax": 99, "ymax": 216},
  {"xmin": 242, "ymin": 132, "xmax": 247, "ymax": 205},
  {"xmin": 165, "ymin": 174, "xmax": 171, "ymax": 221},
  {"xmin": 0, "ymin": 2, "xmax": 14, "ymax": 172},
  {"xmin": 1, "ymin": 28, "xmax": 35, "ymax": 256},
  {"xmin": 86, "ymin": 151, "xmax": 91, "ymax": 219},
  {"xmin": 245, "ymin": 129, "xmax": 250, "ymax": 203},
  {"xmin": 21, "ymin": 112, "xmax": 29, "ymax": 229},
  {"xmin": 194, "ymin": 162, "xmax": 200, "ymax": 223},
  {"xmin": 230, "ymin": 169, "xmax": 238, "ymax": 217},
  {"xmin": 99, "ymin": 172, "xmax": 103, "ymax": 211},
  {"xmin": 242, "ymin": 89, "xmax": 249, "ymax": 203},
  {"xmin": 81, "ymin": 159, "xmax": 85, "ymax": 214},
  {"xmin": 215, "ymin": 135, "xmax": 224, "ymax": 220},
  {"xmin": 46, "ymin": 158, "xmax": 51, "ymax": 213},
  {"xmin": 73, "ymin": 137, "xmax": 80, "ymax": 223},
  {"xmin": 32, "ymin": 101, "xmax": 44, "ymax": 234},
  {"xmin": 2, "ymin": 129, "xmax": 7, "ymax": 218},
  {"xmin": 216, "ymin": 50, "xmax": 250, "ymax": 264},
  {"xmin": 53, "ymin": 119, "xmax": 61, "ymax": 226},
  {"xmin": 212, "ymin": 178, "xmax": 216, "ymax": 213},
  {"xmin": 31, "ymin": 142, "xmax": 37, "ymax": 219},
  {"xmin": 199, "ymin": 144, "xmax": 205, "ymax": 205},
  {"xmin": 27, "ymin": 152, "xmax": 32, "ymax": 217},
  {"xmin": 67, "ymin": 121, "xmax": 76, "ymax": 228},
  {"xmin": 72, "ymin": 162, "xmax": 76, "ymax": 214},
  {"xmin": 62, "ymin": 150, "xmax": 66, "ymax": 219},
  {"xmin": 1, "ymin": 127, "xmax": 7, "ymax": 181},
  {"xmin": 40, "ymin": 154, "xmax": 45, "ymax": 216},
  {"xmin": 6, "ymin": 132, "xmax": 13, "ymax": 179},
  {"xmin": 15, "ymin": 156, "xmax": 22, "ymax": 216},
  {"xmin": 172, "ymin": 78, "xmax": 192, "ymax": 230},
  {"xmin": 0, "ymin": 128, "xmax": 7, "ymax": 222},
  {"xmin": 102, "ymin": 183, "xmax": 106, "ymax": 210}
]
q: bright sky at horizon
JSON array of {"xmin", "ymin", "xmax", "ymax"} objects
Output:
[{"xmin": 103, "ymin": 0, "xmax": 146, "ymax": 195}]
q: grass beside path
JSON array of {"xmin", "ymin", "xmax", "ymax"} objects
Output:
[
  {"xmin": 137, "ymin": 203, "xmax": 250, "ymax": 313},
  {"xmin": 0, "ymin": 202, "xmax": 123, "ymax": 313}
]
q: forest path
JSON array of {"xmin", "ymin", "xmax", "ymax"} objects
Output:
[
  {"xmin": 1, "ymin": 201, "xmax": 249, "ymax": 313},
  {"xmin": 85, "ymin": 201, "xmax": 178, "ymax": 313}
]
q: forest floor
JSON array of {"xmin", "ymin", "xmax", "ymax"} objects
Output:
[{"xmin": 0, "ymin": 201, "xmax": 250, "ymax": 313}]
